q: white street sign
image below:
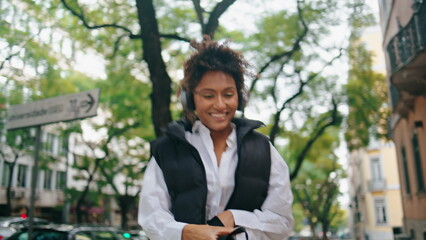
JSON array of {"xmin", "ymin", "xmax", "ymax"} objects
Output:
[{"xmin": 6, "ymin": 89, "xmax": 100, "ymax": 130}]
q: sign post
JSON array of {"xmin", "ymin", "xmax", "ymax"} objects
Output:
[
  {"xmin": 29, "ymin": 125, "xmax": 41, "ymax": 239},
  {"xmin": 6, "ymin": 89, "xmax": 100, "ymax": 239},
  {"xmin": 6, "ymin": 89, "xmax": 100, "ymax": 130}
]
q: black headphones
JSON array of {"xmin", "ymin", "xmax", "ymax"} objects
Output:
[{"xmin": 180, "ymin": 86, "xmax": 246, "ymax": 111}]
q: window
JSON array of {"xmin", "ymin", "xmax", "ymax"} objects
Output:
[
  {"xmin": 1, "ymin": 161, "xmax": 11, "ymax": 186},
  {"xmin": 37, "ymin": 172, "xmax": 42, "ymax": 189},
  {"xmin": 43, "ymin": 133, "xmax": 58, "ymax": 155},
  {"xmin": 17, "ymin": 164, "xmax": 28, "ymax": 188},
  {"xmin": 412, "ymin": 130, "xmax": 425, "ymax": 192},
  {"xmin": 56, "ymin": 171, "xmax": 66, "ymax": 190},
  {"xmin": 374, "ymin": 197, "xmax": 388, "ymax": 225},
  {"xmin": 401, "ymin": 147, "xmax": 411, "ymax": 194},
  {"xmin": 370, "ymin": 157, "xmax": 383, "ymax": 180},
  {"xmin": 43, "ymin": 170, "xmax": 52, "ymax": 190},
  {"xmin": 94, "ymin": 231, "xmax": 116, "ymax": 240},
  {"xmin": 75, "ymin": 232, "xmax": 93, "ymax": 240},
  {"xmin": 57, "ymin": 137, "xmax": 66, "ymax": 156},
  {"xmin": 12, "ymin": 230, "xmax": 67, "ymax": 240}
]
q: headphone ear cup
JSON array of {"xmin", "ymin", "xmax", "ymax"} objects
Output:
[
  {"xmin": 187, "ymin": 91, "xmax": 195, "ymax": 111},
  {"xmin": 238, "ymin": 90, "xmax": 248, "ymax": 111},
  {"xmin": 180, "ymin": 88, "xmax": 195, "ymax": 111}
]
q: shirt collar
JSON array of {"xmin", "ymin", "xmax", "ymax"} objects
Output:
[
  {"xmin": 192, "ymin": 120, "xmax": 237, "ymax": 149},
  {"xmin": 226, "ymin": 124, "xmax": 237, "ymax": 149},
  {"xmin": 192, "ymin": 120, "xmax": 204, "ymax": 133}
]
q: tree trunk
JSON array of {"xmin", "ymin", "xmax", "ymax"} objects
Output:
[
  {"xmin": 322, "ymin": 222, "xmax": 330, "ymax": 240},
  {"xmin": 118, "ymin": 195, "xmax": 135, "ymax": 230},
  {"xmin": 310, "ymin": 222, "xmax": 318, "ymax": 240},
  {"xmin": 135, "ymin": 0, "xmax": 172, "ymax": 137},
  {"xmin": 76, "ymin": 158, "xmax": 102, "ymax": 223},
  {"xmin": 5, "ymin": 152, "xmax": 19, "ymax": 216},
  {"xmin": 76, "ymin": 190, "xmax": 88, "ymax": 223},
  {"xmin": 203, "ymin": 0, "xmax": 236, "ymax": 38}
]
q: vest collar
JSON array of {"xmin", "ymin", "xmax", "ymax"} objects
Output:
[
  {"xmin": 163, "ymin": 120, "xmax": 191, "ymax": 142},
  {"xmin": 231, "ymin": 118, "xmax": 265, "ymax": 143},
  {"xmin": 164, "ymin": 118, "xmax": 264, "ymax": 143}
]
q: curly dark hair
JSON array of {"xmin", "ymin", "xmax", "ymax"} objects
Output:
[{"xmin": 180, "ymin": 37, "xmax": 251, "ymax": 118}]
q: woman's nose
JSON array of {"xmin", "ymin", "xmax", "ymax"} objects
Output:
[{"xmin": 214, "ymin": 96, "xmax": 226, "ymax": 108}]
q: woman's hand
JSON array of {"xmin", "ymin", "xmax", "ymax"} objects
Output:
[
  {"xmin": 182, "ymin": 224, "xmax": 234, "ymax": 240},
  {"xmin": 217, "ymin": 210, "xmax": 235, "ymax": 227}
]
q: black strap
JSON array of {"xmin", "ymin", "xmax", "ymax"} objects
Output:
[
  {"xmin": 225, "ymin": 227, "xmax": 249, "ymax": 240},
  {"xmin": 206, "ymin": 217, "xmax": 249, "ymax": 240},
  {"xmin": 207, "ymin": 216, "xmax": 224, "ymax": 226}
]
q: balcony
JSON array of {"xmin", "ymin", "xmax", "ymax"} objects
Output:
[
  {"xmin": 368, "ymin": 179, "xmax": 387, "ymax": 192},
  {"xmin": 386, "ymin": 2, "xmax": 426, "ymax": 117},
  {"xmin": 387, "ymin": 2, "xmax": 426, "ymax": 77}
]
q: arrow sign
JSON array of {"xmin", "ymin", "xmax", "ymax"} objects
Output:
[{"xmin": 6, "ymin": 89, "xmax": 100, "ymax": 130}]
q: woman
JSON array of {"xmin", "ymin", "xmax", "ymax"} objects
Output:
[{"xmin": 138, "ymin": 38, "xmax": 294, "ymax": 240}]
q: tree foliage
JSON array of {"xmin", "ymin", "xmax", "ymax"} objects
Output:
[
  {"xmin": 344, "ymin": 0, "xmax": 390, "ymax": 151},
  {"xmin": 1, "ymin": 0, "xmax": 376, "ymax": 230},
  {"xmin": 291, "ymin": 127, "xmax": 346, "ymax": 239},
  {"xmin": 0, "ymin": 128, "xmax": 35, "ymax": 216}
]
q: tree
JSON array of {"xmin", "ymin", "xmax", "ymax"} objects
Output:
[
  {"xmin": 64, "ymin": 56, "xmax": 153, "ymax": 227},
  {"xmin": 2, "ymin": 0, "xmax": 374, "ymax": 228},
  {"xmin": 293, "ymin": 172, "xmax": 345, "ymax": 240},
  {"xmin": 0, "ymin": 128, "xmax": 34, "ymax": 216},
  {"xmin": 290, "ymin": 125, "xmax": 346, "ymax": 239},
  {"xmin": 93, "ymin": 56, "xmax": 153, "ymax": 228},
  {"xmin": 47, "ymin": 0, "xmax": 353, "ymax": 182},
  {"xmin": 345, "ymin": 0, "xmax": 390, "ymax": 151},
  {"xmin": 0, "ymin": 0, "xmax": 104, "ymax": 218},
  {"xmin": 240, "ymin": 0, "xmax": 347, "ymax": 180},
  {"xmin": 69, "ymin": 114, "xmax": 150, "ymax": 227}
]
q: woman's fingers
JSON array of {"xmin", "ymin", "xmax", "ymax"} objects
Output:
[
  {"xmin": 182, "ymin": 224, "xmax": 235, "ymax": 240},
  {"xmin": 217, "ymin": 211, "xmax": 235, "ymax": 227},
  {"xmin": 215, "ymin": 226, "xmax": 235, "ymax": 236}
]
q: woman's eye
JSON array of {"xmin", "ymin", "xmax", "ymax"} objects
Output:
[
  {"xmin": 224, "ymin": 92, "xmax": 235, "ymax": 97},
  {"xmin": 202, "ymin": 94, "xmax": 214, "ymax": 99}
]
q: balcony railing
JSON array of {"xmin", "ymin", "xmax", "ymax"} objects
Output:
[
  {"xmin": 368, "ymin": 178, "xmax": 387, "ymax": 192},
  {"xmin": 387, "ymin": 2, "xmax": 426, "ymax": 74}
]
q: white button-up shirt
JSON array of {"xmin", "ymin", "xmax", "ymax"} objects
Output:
[{"xmin": 138, "ymin": 121, "xmax": 294, "ymax": 240}]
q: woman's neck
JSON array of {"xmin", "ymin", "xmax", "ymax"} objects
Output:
[
  {"xmin": 210, "ymin": 126, "xmax": 231, "ymax": 139},
  {"xmin": 210, "ymin": 126, "xmax": 232, "ymax": 166}
]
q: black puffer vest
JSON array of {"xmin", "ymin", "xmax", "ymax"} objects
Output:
[{"xmin": 150, "ymin": 118, "xmax": 271, "ymax": 224}]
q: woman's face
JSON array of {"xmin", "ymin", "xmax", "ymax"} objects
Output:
[{"xmin": 193, "ymin": 71, "xmax": 238, "ymax": 134}]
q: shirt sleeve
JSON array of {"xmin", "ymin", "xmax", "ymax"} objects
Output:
[
  {"xmin": 229, "ymin": 142, "xmax": 294, "ymax": 240},
  {"xmin": 138, "ymin": 157, "xmax": 186, "ymax": 240}
]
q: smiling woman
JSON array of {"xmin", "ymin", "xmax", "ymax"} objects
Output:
[{"xmin": 138, "ymin": 37, "xmax": 294, "ymax": 240}]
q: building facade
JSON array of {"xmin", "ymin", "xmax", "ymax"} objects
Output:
[
  {"xmin": 0, "ymin": 125, "xmax": 140, "ymax": 228},
  {"xmin": 348, "ymin": 141, "xmax": 404, "ymax": 240},
  {"xmin": 0, "ymin": 128, "xmax": 68, "ymax": 220},
  {"xmin": 378, "ymin": 0, "xmax": 426, "ymax": 239},
  {"xmin": 346, "ymin": 18, "xmax": 405, "ymax": 240}
]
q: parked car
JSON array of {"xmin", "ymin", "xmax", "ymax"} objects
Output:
[
  {"xmin": 0, "ymin": 217, "xmax": 50, "ymax": 229},
  {"xmin": 288, "ymin": 235, "xmax": 313, "ymax": 240},
  {"xmin": 0, "ymin": 226, "xmax": 16, "ymax": 240},
  {"xmin": 121, "ymin": 230, "xmax": 149, "ymax": 240},
  {"xmin": 0, "ymin": 216, "xmax": 50, "ymax": 240},
  {"xmin": 7, "ymin": 224, "xmax": 148, "ymax": 240}
]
